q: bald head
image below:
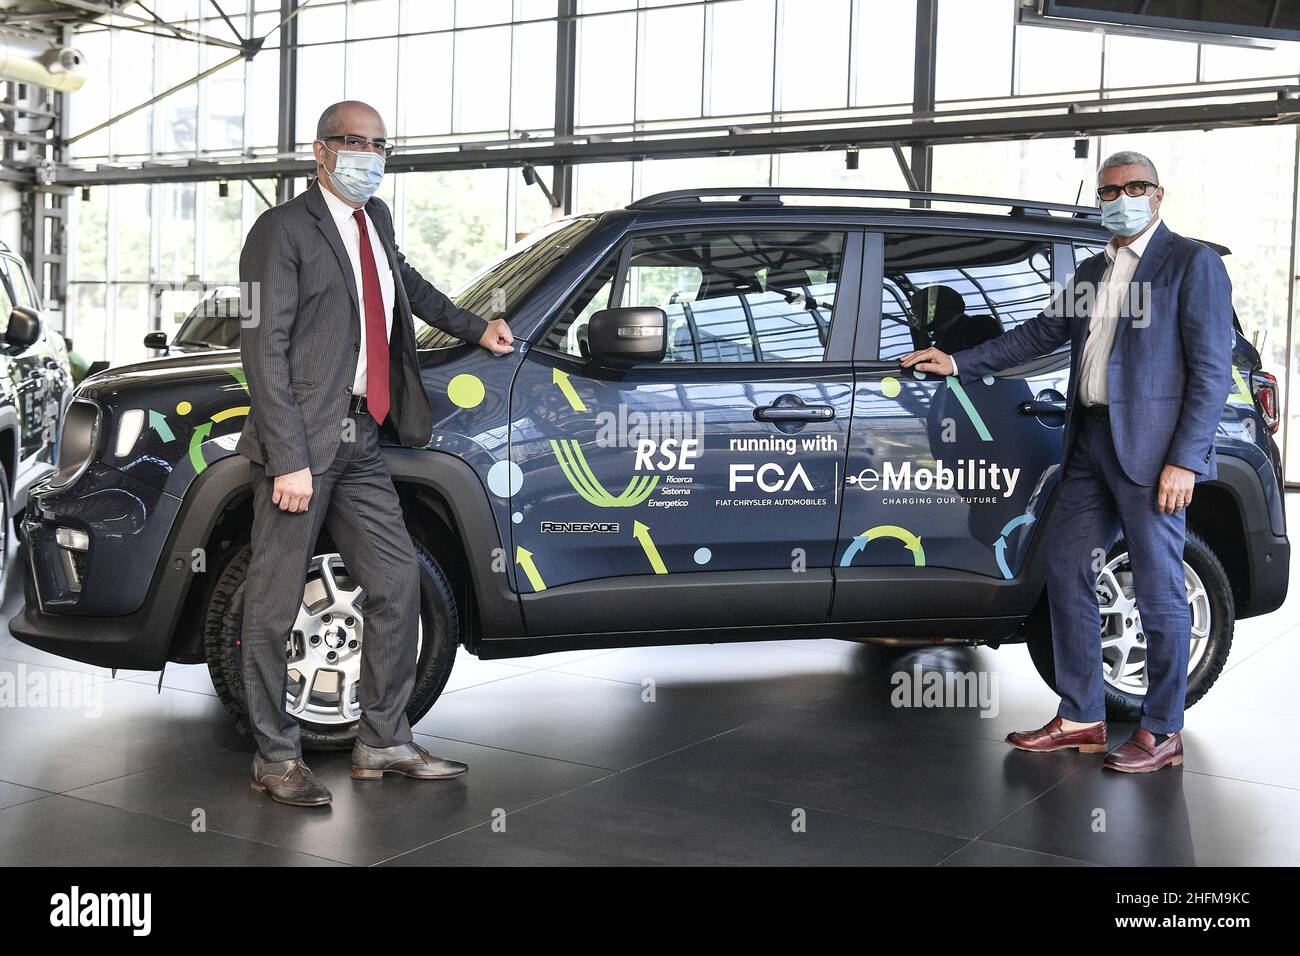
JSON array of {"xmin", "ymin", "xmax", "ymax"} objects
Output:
[{"xmin": 316, "ymin": 100, "xmax": 385, "ymax": 141}]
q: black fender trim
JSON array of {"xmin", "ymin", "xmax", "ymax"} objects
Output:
[
  {"xmin": 1201, "ymin": 454, "xmax": 1289, "ymax": 617},
  {"xmin": 382, "ymin": 448, "xmax": 525, "ymax": 642}
]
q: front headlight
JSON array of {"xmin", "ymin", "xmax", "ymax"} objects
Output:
[{"xmin": 50, "ymin": 398, "xmax": 102, "ymax": 489}]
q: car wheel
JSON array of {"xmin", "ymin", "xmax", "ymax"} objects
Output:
[
  {"xmin": 1026, "ymin": 529, "xmax": 1234, "ymax": 721},
  {"xmin": 203, "ymin": 537, "xmax": 458, "ymax": 750}
]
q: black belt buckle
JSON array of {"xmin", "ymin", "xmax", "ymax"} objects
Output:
[{"xmin": 348, "ymin": 393, "xmax": 368, "ymax": 415}]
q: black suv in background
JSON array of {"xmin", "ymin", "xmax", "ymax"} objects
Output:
[
  {"xmin": 0, "ymin": 241, "xmax": 74, "ymax": 593},
  {"xmin": 9, "ymin": 188, "xmax": 1289, "ymax": 749}
]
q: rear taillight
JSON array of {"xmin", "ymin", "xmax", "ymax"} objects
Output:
[{"xmin": 1251, "ymin": 370, "xmax": 1280, "ymax": 434}]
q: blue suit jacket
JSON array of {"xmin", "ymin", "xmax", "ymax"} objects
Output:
[{"xmin": 952, "ymin": 220, "xmax": 1234, "ymax": 487}]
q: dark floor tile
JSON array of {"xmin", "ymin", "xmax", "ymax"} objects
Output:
[
  {"xmin": 0, "ymin": 678, "xmax": 241, "ymax": 792},
  {"xmin": 1162, "ymin": 702, "xmax": 1300, "ymax": 790},
  {"xmin": 790, "ymin": 660, "xmax": 1085, "ymax": 746},
  {"xmin": 67, "ymin": 734, "xmax": 609, "ymax": 867},
  {"xmin": 636, "ymin": 707, "xmax": 1088, "ymax": 839},
  {"xmin": 982, "ymin": 765, "xmax": 1300, "ymax": 866},
  {"xmin": 0, "ymin": 794, "xmax": 343, "ymax": 866},
  {"xmin": 548, "ymin": 640, "xmax": 902, "ymax": 710},
  {"xmin": 124, "ymin": 662, "xmax": 219, "ymax": 696},
  {"xmin": 1204, "ymin": 626, "xmax": 1300, "ymax": 716},
  {"xmin": 0, "ymin": 779, "xmax": 49, "ymax": 811},
  {"xmin": 386, "ymin": 769, "xmax": 967, "ymax": 866},
  {"xmin": 412, "ymin": 668, "xmax": 780, "ymax": 770},
  {"xmin": 939, "ymin": 840, "xmax": 1099, "ymax": 867}
]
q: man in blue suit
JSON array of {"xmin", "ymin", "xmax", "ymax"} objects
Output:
[{"xmin": 902, "ymin": 151, "xmax": 1234, "ymax": 772}]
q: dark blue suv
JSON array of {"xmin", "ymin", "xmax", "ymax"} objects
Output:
[{"xmin": 11, "ymin": 187, "xmax": 1289, "ymax": 749}]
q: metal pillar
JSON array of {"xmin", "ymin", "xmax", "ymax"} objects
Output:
[
  {"xmin": 276, "ymin": 0, "xmax": 299, "ymax": 205},
  {"xmin": 7, "ymin": 26, "xmax": 74, "ymax": 325},
  {"xmin": 910, "ymin": 0, "xmax": 938, "ymax": 205},
  {"xmin": 553, "ymin": 0, "xmax": 577, "ymax": 215}
]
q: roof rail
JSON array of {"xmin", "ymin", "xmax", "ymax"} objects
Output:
[{"xmin": 627, "ymin": 186, "xmax": 1101, "ymax": 219}]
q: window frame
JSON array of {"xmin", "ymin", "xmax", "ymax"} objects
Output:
[
  {"xmin": 855, "ymin": 225, "xmax": 1074, "ymax": 365},
  {"xmin": 532, "ymin": 223, "xmax": 864, "ymax": 369}
]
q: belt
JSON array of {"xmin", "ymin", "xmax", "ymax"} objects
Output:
[
  {"xmin": 1081, "ymin": 403, "xmax": 1110, "ymax": 420},
  {"xmin": 346, "ymin": 393, "xmax": 369, "ymax": 415}
]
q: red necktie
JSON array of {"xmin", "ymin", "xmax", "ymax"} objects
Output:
[{"xmin": 352, "ymin": 209, "xmax": 390, "ymax": 426}]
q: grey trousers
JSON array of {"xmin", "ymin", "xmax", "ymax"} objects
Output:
[{"xmin": 240, "ymin": 411, "xmax": 421, "ymax": 761}]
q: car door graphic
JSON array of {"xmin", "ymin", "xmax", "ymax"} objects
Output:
[
  {"xmin": 507, "ymin": 227, "xmax": 860, "ymax": 633},
  {"xmin": 834, "ymin": 231, "xmax": 1069, "ymax": 621}
]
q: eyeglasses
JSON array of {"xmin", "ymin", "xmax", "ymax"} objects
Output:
[
  {"xmin": 1096, "ymin": 180, "xmax": 1158, "ymax": 202},
  {"xmin": 321, "ymin": 134, "xmax": 394, "ymax": 159}
]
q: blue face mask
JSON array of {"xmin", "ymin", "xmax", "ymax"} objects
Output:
[
  {"xmin": 1101, "ymin": 192, "xmax": 1154, "ymax": 237},
  {"xmin": 322, "ymin": 146, "xmax": 385, "ymax": 204}
]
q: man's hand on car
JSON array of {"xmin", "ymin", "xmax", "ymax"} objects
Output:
[
  {"xmin": 480, "ymin": 318, "xmax": 515, "ymax": 354},
  {"xmin": 272, "ymin": 468, "xmax": 313, "ymax": 513},
  {"xmin": 900, "ymin": 346, "xmax": 955, "ymax": 376}
]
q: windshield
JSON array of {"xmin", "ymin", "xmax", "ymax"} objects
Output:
[
  {"xmin": 175, "ymin": 295, "xmax": 242, "ymax": 348},
  {"xmin": 416, "ymin": 216, "xmax": 598, "ymax": 348}
]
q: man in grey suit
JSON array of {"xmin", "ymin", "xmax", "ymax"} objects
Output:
[{"xmin": 238, "ymin": 99, "xmax": 515, "ymax": 806}]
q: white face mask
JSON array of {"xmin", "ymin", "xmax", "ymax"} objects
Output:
[
  {"xmin": 322, "ymin": 144, "xmax": 385, "ymax": 204},
  {"xmin": 1101, "ymin": 192, "xmax": 1154, "ymax": 237}
]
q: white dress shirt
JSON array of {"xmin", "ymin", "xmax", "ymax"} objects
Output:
[
  {"xmin": 1075, "ymin": 215, "xmax": 1160, "ymax": 406},
  {"xmin": 319, "ymin": 184, "xmax": 396, "ymax": 397},
  {"xmin": 948, "ymin": 216, "xmax": 1161, "ymax": 400}
]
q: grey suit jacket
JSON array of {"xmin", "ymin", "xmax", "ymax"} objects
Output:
[{"xmin": 237, "ymin": 180, "xmax": 489, "ymax": 476}]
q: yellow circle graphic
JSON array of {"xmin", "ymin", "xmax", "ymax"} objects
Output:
[
  {"xmin": 176, "ymin": 400, "xmax": 192, "ymax": 415},
  {"xmin": 448, "ymin": 373, "xmax": 485, "ymax": 409},
  {"xmin": 880, "ymin": 376, "xmax": 901, "ymax": 399}
]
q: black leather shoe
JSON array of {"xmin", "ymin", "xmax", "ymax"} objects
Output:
[
  {"xmin": 352, "ymin": 740, "xmax": 467, "ymax": 780},
  {"xmin": 250, "ymin": 754, "xmax": 332, "ymax": 806}
]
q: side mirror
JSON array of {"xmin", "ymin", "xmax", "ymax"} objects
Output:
[
  {"xmin": 587, "ymin": 307, "xmax": 666, "ymax": 366},
  {"xmin": 5, "ymin": 307, "xmax": 41, "ymax": 349},
  {"xmin": 143, "ymin": 331, "xmax": 169, "ymax": 350}
]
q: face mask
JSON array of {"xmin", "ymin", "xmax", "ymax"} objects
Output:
[
  {"xmin": 1100, "ymin": 192, "xmax": 1154, "ymax": 237},
  {"xmin": 322, "ymin": 145, "xmax": 385, "ymax": 204}
]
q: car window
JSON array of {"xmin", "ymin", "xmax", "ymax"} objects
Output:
[
  {"xmin": 0, "ymin": 255, "xmax": 34, "ymax": 310},
  {"xmin": 877, "ymin": 233, "xmax": 1053, "ymax": 361},
  {"xmin": 174, "ymin": 295, "xmax": 242, "ymax": 348},
  {"xmin": 0, "ymin": 269, "xmax": 13, "ymax": 319},
  {"xmin": 1074, "ymin": 243, "xmax": 1106, "ymax": 271},
  {"xmin": 545, "ymin": 229, "xmax": 844, "ymax": 363}
]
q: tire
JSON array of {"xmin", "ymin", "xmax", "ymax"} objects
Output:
[
  {"xmin": 0, "ymin": 460, "xmax": 10, "ymax": 593},
  {"xmin": 203, "ymin": 535, "xmax": 459, "ymax": 750},
  {"xmin": 1026, "ymin": 528, "xmax": 1234, "ymax": 721}
]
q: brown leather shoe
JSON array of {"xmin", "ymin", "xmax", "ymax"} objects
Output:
[
  {"xmin": 1006, "ymin": 715, "xmax": 1108, "ymax": 753},
  {"xmin": 1103, "ymin": 730, "xmax": 1183, "ymax": 773},
  {"xmin": 250, "ymin": 754, "xmax": 333, "ymax": 806},
  {"xmin": 351, "ymin": 740, "xmax": 468, "ymax": 780}
]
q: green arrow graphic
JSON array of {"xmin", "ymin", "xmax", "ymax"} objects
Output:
[
  {"xmin": 550, "ymin": 439, "xmax": 658, "ymax": 507},
  {"xmin": 552, "ymin": 367, "xmax": 587, "ymax": 412},
  {"xmin": 633, "ymin": 520, "xmax": 667, "ymax": 574},
  {"xmin": 515, "ymin": 546, "xmax": 547, "ymax": 592},
  {"xmin": 148, "ymin": 410, "xmax": 175, "ymax": 442},
  {"xmin": 188, "ymin": 421, "xmax": 213, "ymax": 474}
]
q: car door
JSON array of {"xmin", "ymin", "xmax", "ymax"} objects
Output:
[
  {"xmin": 508, "ymin": 225, "xmax": 862, "ymax": 635},
  {"xmin": 833, "ymin": 228, "xmax": 1071, "ymax": 624}
]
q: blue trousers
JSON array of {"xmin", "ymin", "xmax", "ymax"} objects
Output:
[{"xmin": 1043, "ymin": 412, "xmax": 1190, "ymax": 734}]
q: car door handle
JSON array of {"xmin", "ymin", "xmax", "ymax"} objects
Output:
[
  {"xmin": 1018, "ymin": 399, "xmax": 1067, "ymax": 418},
  {"xmin": 754, "ymin": 404, "xmax": 835, "ymax": 422}
]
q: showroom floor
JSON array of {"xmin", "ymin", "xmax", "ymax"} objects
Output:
[{"xmin": 1, "ymin": 494, "xmax": 1296, "ymax": 867}]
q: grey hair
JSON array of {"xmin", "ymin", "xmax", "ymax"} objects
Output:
[
  {"xmin": 316, "ymin": 100, "xmax": 380, "ymax": 140},
  {"xmin": 1098, "ymin": 150, "xmax": 1158, "ymax": 184}
]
